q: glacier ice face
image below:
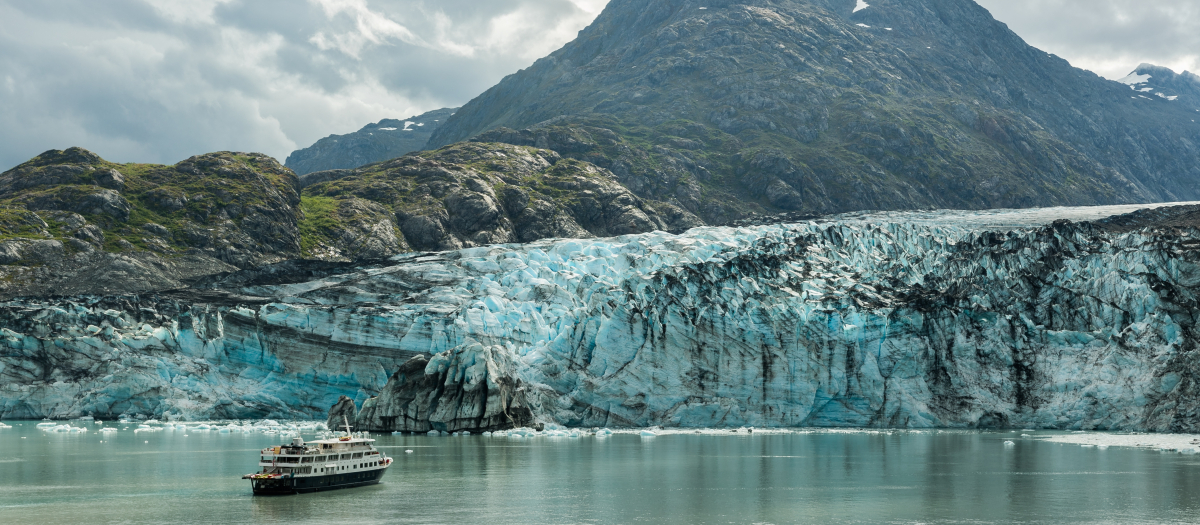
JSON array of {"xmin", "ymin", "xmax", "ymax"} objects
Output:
[
  {"xmin": 0, "ymin": 298, "xmax": 417, "ymax": 420},
  {"xmin": 4, "ymin": 204, "xmax": 1200, "ymax": 430},
  {"xmin": 349, "ymin": 215, "xmax": 1200, "ymax": 431}
]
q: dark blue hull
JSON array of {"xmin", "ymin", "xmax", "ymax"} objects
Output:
[{"xmin": 250, "ymin": 467, "xmax": 388, "ymax": 495}]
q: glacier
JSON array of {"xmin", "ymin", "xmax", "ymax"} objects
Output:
[{"xmin": 3, "ymin": 204, "xmax": 1200, "ymax": 432}]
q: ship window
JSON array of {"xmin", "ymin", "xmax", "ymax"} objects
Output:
[
  {"xmin": 302, "ymin": 457, "xmax": 313, "ymax": 463},
  {"xmin": 341, "ymin": 454, "xmax": 351, "ymax": 460},
  {"xmin": 352, "ymin": 453, "xmax": 363, "ymax": 459}
]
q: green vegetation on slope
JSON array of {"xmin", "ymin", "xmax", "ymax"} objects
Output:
[{"xmin": 0, "ymin": 147, "xmax": 301, "ymax": 268}]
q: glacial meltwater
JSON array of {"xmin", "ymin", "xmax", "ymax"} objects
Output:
[{"xmin": 2, "ymin": 423, "xmax": 1200, "ymax": 524}]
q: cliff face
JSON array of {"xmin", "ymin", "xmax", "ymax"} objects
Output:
[
  {"xmin": 428, "ymin": 0, "xmax": 1200, "ymax": 222},
  {"xmin": 5, "ymin": 204, "xmax": 1200, "ymax": 431}
]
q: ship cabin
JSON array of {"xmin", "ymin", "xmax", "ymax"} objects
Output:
[{"xmin": 257, "ymin": 437, "xmax": 385, "ymax": 477}]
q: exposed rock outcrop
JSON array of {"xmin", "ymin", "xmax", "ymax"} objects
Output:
[
  {"xmin": 302, "ymin": 141, "xmax": 703, "ymax": 256},
  {"xmin": 356, "ymin": 342, "xmax": 535, "ymax": 433},
  {"xmin": 326, "ymin": 395, "xmax": 358, "ymax": 432}
]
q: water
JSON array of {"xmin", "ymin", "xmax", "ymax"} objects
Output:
[{"xmin": 2, "ymin": 423, "xmax": 1199, "ymax": 524}]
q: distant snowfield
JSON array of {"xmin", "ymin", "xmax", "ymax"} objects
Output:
[{"xmin": 854, "ymin": 0, "xmax": 870, "ymax": 13}]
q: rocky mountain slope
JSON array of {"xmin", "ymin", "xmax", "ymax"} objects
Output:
[
  {"xmin": 0, "ymin": 148, "xmax": 301, "ymax": 297},
  {"xmin": 428, "ymin": 0, "xmax": 1200, "ymax": 223},
  {"xmin": 5, "ymin": 203, "xmax": 1200, "ymax": 432},
  {"xmin": 285, "ymin": 108, "xmax": 458, "ymax": 176},
  {"xmin": 299, "ymin": 141, "xmax": 701, "ymax": 258},
  {"xmin": 0, "ymin": 144, "xmax": 700, "ymax": 296}
]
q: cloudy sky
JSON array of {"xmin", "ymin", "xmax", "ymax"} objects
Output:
[{"xmin": 0, "ymin": 0, "xmax": 1196, "ymax": 171}]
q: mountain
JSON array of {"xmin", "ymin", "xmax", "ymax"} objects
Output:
[
  {"xmin": 428, "ymin": 0, "xmax": 1200, "ymax": 223},
  {"xmin": 1117, "ymin": 64, "xmax": 1200, "ymax": 112},
  {"xmin": 285, "ymin": 108, "xmax": 459, "ymax": 176}
]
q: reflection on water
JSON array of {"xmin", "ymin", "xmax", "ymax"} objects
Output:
[{"xmin": 1, "ymin": 424, "xmax": 1199, "ymax": 524}]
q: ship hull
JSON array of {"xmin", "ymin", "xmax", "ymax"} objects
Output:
[{"xmin": 250, "ymin": 467, "xmax": 388, "ymax": 495}]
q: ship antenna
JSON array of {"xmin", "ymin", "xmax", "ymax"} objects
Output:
[{"xmin": 343, "ymin": 415, "xmax": 352, "ymax": 438}]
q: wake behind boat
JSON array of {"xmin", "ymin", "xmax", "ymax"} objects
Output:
[{"xmin": 243, "ymin": 418, "xmax": 392, "ymax": 495}]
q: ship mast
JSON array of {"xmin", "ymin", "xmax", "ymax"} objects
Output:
[{"xmin": 343, "ymin": 415, "xmax": 352, "ymax": 438}]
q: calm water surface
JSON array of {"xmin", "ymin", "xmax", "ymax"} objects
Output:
[{"xmin": 1, "ymin": 422, "xmax": 1199, "ymax": 524}]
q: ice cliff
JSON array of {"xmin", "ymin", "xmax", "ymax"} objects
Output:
[{"xmin": 3, "ymin": 204, "xmax": 1200, "ymax": 431}]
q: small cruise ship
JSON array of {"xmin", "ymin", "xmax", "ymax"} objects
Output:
[{"xmin": 243, "ymin": 420, "xmax": 392, "ymax": 495}]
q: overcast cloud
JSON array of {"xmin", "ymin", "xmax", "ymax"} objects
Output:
[
  {"xmin": 975, "ymin": 0, "xmax": 1200, "ymax": 80},
  {"xmin": 0, "ymin": 0, "xmax": 1196, "ymax": 171}
]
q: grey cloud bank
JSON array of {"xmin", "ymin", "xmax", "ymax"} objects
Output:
[
  {"xmin": 975, "ymin": 0, "xmax": 1200, "ymax": 80},
  {"xmin": 0, "ymin": 0, "xmax": 1195, "ymax": 171},
  {"xmin": 0, "ymin": 0, "xmax": 604, "ymax": 169}
]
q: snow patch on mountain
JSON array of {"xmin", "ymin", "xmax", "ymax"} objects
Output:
[{"xmin": 1118, "ymin": 73, "xmax": 1151, "ymax": 86}]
